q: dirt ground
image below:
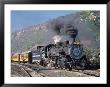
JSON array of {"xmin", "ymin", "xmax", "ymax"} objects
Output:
[{"xmin": 11, "ymin": 63, "xmax": 99, "ymax": 77}]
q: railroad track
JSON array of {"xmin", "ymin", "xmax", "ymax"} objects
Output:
[
  {"xmin": 20, "ymin": 66, "xmax": 32, "ymax": 77},
  {"xmin": 11, "ymin": 63, "xmax": 44, "ymax": 77},
  {"xmin": 71, "ymin": 69, "xmax": 100, "ymax": 77},
  {"xmin": 11, "ymin": 63, "xmax": 99, "ymax": 77},
  {"xmin": 20, "ymin": 63, "xmax": 98, "ymax": 77},
  {"xmin": 11, "ymin": 63, "xmax": 33, "ymax": 77},
  {"xmin": 25, "ymin": 63, "xmax": 100, "ymax": 77}
]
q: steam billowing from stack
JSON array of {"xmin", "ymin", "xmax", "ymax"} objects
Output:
[
  {"xmin": 52, "ymin": 35, "xmax": 61, "ymax": 44},
  {"xmin": 52, "ymin": 35, "xmax": 71, "ymax": 44},
  {"xmin": 51, "ymin": 23, "xmax": 79, "ymax": 45}
]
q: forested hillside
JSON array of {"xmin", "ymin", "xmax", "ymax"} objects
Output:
[{"xmin": 11, "ymin": 11, "xmax": 100, "ymax": 54}]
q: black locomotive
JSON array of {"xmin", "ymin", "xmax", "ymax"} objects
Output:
[
  {"xmin": 39, "ymin": 26, "xmax": 88, "ymax": 70},
  {"xmin": 39, "ymin": 41, "xmax": 88, "ymax": 70}
]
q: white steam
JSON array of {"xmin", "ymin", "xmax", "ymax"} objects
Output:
[
  {"xmin": 52, "ymin": 35, "xmax": 62, "ymax": 44},
  {"xmin": 52, "ymin": 35, "xmax": 70, "ymax": 44}
]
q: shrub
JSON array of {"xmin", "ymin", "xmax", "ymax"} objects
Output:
[{"xmin": 84, "ymin": 47, "xmax": 100, "ymax": 67}]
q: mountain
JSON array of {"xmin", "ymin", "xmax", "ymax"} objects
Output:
[{"xmin": 11, "ymin": 11, "xmax": 100, "ymax": 53}]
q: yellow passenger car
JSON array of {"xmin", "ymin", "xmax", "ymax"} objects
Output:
[
  {"xmin": 11, "ymin": 53, "xmax": 20, "ymax": 62},
  {"xmin": 11, "ymin": 51, "xmax": 32, "ymax": 63},
  {"xmin": 20, "ymin": 53, "xmax": 29, "ymax": 62}
]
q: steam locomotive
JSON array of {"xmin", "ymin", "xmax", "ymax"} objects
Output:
[
  {"xmin": 39, "ymin": 26, "xmax": 88, "ymax": 70},
  {"xmin": 39, "ymin": 40, "xmax": 88, "ymax": 70}
]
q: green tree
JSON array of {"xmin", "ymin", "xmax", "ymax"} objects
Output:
[{"xmin": 80, "ymin": 11, "xmax": 100, "ymax": 41}]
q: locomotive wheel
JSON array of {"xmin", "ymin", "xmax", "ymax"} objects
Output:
[
  {"xmin": 65, "ymin": 62, "xmax": 73, "ymax": 71},
  {"xmin": 58, "ymin": 59, "xmax": 66, "ymax": 69},
  {"xmin": 65, "ymin": 65, "xmax": 72, "ymax": 71},
  {"xmin": 69, "ymin": 67, "xmax": 72, "ymax": 71},
  {"xmin": 80, "ymin": 59, "xmax": 86, "ymax": 69},
  {"xmin": 75, "ymin": 58, "xmax": 87, "ymax": 70},
  {"xmin": 67, "ymin": 65, "xmax": 72, "ymax": 71}
]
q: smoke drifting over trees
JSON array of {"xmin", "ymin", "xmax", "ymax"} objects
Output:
[{"xmin": 11, "ymin": 11, "xmax": 100, "ymax": 53}]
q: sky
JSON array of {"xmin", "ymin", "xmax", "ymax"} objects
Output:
[{"xmin": 11, "ymin": 10, "xmax": 80, "ymax": 32}]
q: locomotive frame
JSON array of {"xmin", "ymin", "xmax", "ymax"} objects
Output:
[{"xmin": 0, "ymin": 0, "xmax": 110, "ymax": 87}]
